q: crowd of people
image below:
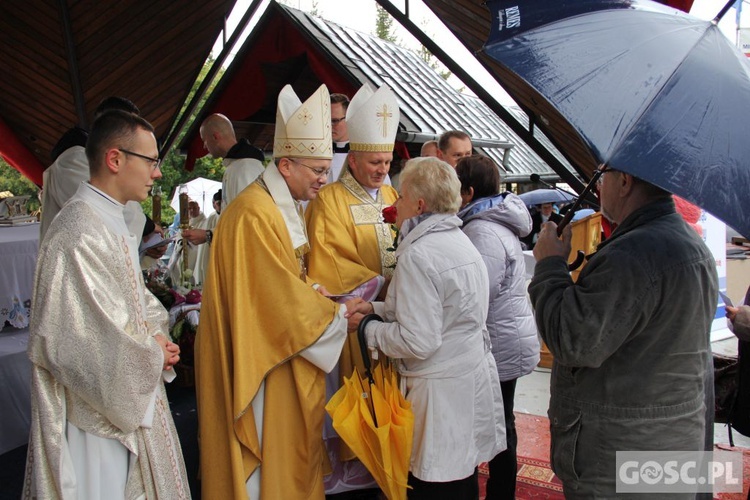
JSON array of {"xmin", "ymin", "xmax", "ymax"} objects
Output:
[{"xmin": 23, "ymin": 82, "xmax": 725, "ymax": 500}]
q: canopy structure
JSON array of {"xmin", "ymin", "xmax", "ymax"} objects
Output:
[
  {"xmin": 0, "ymin": 0, "xmax": 235, "ymax": 185},
  {"xmin": 176, "ymin": 2, "xmax": 576, "ymax": 183}
]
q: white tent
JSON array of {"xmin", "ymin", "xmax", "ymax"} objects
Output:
[{"xmin": 170, "ymin": 177, "xmax": 222, "ymax": 217}]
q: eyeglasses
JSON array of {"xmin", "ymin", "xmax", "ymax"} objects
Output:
[
  {"xmin": 291, "ymin": 159, "xmax": 330, "ymax": 179},
  {"xmin": 331, "ymin": 117, "xmax": 346, "ymax": 125},
  {"xmin": 119, "ymin": 148, "xmax": 161, "ymax": 171},
  {"xmin": 595, "ymin": 168, "xmax": 612, "ymax": 185}
]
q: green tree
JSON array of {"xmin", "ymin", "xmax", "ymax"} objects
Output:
[
  {"xmin": 417, "ymin": 20, "xmax": 452, "ymax": 81},
  {"xmin": 0, "ymin": 56, "xmax": 227, "ymax": 225},
  {"xmin": 144, "ymin": 55, "xmax": 226, "ymax": 225},
  {"xmin": 375, "ymin": 5, "xmax": 398, "ymax": 44},
  {"xmin": 0, "ymin": 157, "xmax": 41, "ymax": 211}
]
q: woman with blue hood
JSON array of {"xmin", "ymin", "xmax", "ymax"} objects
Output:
[{"xmin": 456, "ymin": 155, "xmax": 540, "ymax": 500}]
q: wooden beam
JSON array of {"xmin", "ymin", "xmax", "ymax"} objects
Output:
[{"xmin": 59, "ymin": 0, "xmax": 86, "ymax": 128}]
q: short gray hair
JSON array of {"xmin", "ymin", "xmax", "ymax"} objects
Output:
[{"xmin": 400, "ymin": 157, "xmax": 462, "ymax": 214}]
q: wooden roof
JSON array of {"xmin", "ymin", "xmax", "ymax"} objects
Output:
[{"xmin": 0, "ymin": 0, "xmax": 235, "ymax": 184}]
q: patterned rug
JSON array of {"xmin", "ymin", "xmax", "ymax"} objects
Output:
[
  {"xmin": 478, "ymin": 456, "xmax": 564, "ymax": 499},
  {"xmin": 715, "ymin": 444, "xmax": 750, "ymax": 499}
]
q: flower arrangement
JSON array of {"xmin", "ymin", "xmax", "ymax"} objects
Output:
[
  {"xmin": 143, "ymin": 267, "xmax": 175, "ymax": 309},
  {"xmin": 171, "ymin": 310, "xmax": 198, "ymax": 366}
]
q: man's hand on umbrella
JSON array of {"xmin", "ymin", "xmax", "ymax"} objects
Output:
[
  {"xmin": 726, "ymin": 305, "xmax": 739, "ymax": 323},
  {"xmin": 533, "ymin": 221, "xmax": 572, "ymax": 262},
  {"xmin": 182, "ymin": 229, "xmax": 208, "ymax": 245}
]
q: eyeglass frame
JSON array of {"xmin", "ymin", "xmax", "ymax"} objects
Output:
[
  {"xmin": 290, "ymin": 158, "xmax": 331, "ymax": 179},
  {"xmin": 118, "ymin": 148, "xmax": 162, "ymax": 171},
  {"xmin": 595, "ymin": 167, "xmax": 614, "ymax": 185}
]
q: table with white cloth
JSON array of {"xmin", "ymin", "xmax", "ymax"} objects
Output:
[
  {"xmin": 0, "ymin": 223, "xmax": 39, "ymax": 330},
  {"xmin": 0, "ymin": 327, "xmax": 32, "ymax": 454}
]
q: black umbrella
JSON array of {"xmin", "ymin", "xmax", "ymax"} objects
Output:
[{"xmin": 483, "ymin": 0, "xmax": 750, "ymax": 236}]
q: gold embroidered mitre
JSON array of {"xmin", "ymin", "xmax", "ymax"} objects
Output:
[
  {"xmin": 273, "ymin": 84, "xmax": 333, "ymax": 160},
  {"xmin": 347, "ymin": 83, "xmax": 400, "ymax": 153}
]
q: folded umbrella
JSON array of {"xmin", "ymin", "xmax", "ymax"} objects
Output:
[{"xmin": 325, "ymin": 315, "xmax": 413, "ymax": 500}]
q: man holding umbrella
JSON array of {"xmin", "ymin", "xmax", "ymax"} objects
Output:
[{"xmin": 529, "ymin": 168, "xmax": 718, "ymax": 498}]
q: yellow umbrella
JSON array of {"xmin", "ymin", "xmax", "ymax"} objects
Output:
[{"xmin": 325, "ymin": 315, "xmax": 414, "ymax": 500}]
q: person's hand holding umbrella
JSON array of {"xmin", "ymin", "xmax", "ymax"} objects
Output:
[{"xmin": 533, "ymin": 221, "xmax": 572, "ymax": 263}]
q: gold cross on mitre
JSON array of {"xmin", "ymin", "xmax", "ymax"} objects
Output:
[
  {"xmin": 297, "ymin": 107, "xmax": 313, "ymax": 125},
  {"xmin": 377, "ymin": 104, "xmax": 392, "ymax": 138}
]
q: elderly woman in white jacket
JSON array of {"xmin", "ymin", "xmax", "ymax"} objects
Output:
[{"xmin": 350, "ymin": 157, "xmax": 506, "ymax": 499}]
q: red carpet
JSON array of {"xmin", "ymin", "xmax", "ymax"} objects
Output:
[
  {"xmin": 715, "ymin": 444, "xmax": 750, "ymax": 499},
  {"xmin": 478, "ymin": 456, "xmax": 564, "ymax": 499},
  {"xmin": 478, "ymin": 413, "xmax": 750, "ymax": 499}
]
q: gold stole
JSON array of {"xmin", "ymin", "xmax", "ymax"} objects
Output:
[{"xmin": 339, "ymin": 170, "xmax": 396, "ymax": 278}]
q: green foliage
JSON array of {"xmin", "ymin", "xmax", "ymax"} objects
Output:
[
  {"xmin": 417, "ymin": 20, "xmax": 452, "ymax": 82},
  {"xmin": 0, "ymin": 56, "xmax": 227, "ymax": 225},
  {"xmin": 375, "ymin": 6, "xmax": 398, "ymax": 44},
  {"xmin": 143, "ymin": 148, "xmax": 225, "ymax": 226},
  {"xmin": 0, "ymin": 157, "xmax": 41, "ymax": 211}
]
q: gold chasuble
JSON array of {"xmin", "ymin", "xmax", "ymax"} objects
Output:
[
  {"xmin": 196, "ymin": 179, "xmax": 340, "ymax": 499},
  {"xmin": 305, "ymin": 167, "xmax": 398, "ymax": 456},
  {"xmin": 305, "ymin": 168, "xmax": 398, "ymax": 295}
]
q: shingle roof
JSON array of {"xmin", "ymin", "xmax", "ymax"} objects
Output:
[{"xmin": 290, "ymin": 6, "xmax": 575, "ymax": 183}]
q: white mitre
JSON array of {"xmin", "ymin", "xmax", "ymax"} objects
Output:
[
  {"xmin": 347, "ymin": 83, "xmax": 400, "ymax": 153},
  {"xmin": 273, "ymin": 84, "xmax": 332, "ymax": 160}
]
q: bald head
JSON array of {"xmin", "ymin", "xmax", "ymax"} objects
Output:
[
  {"xmin": 200, "ymin": 113, "xmax": 238, "ymax": 158},
  {"xmin": 420, "ymin": 140, "xmax": 439, "ymax": 158}
]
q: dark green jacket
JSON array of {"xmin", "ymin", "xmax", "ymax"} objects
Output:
[{"xmin": 530, "ymin": 198, "xmax": 718, "ymax": 499}]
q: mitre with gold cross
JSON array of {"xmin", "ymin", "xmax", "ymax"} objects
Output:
[
  {"xmin": 346, "ymin": 82, "xmax": 400, "ymax": 153},
  {"xmin": 273, "ymin": 84, "xmax": 333, "ymax": 160}
]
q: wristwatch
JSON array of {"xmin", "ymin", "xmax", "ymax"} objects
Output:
[{"xmin": 206, "ymin": 229, "xmax": 213, "ymax": 245}]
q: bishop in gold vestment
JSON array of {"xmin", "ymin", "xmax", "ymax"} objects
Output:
[
  {"xmin": 306, "ymin": 168, "xmax": 398, "ymax": 294},
  {"xmin": 196, "ymin": 84, "xmax": 351, "ymax": 499},
  {"xmin": 304, "ymin": 83, "xmax": 401, "ymax": 494}
]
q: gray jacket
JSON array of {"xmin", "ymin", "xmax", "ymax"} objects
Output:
[
  {"xmin": 459, "ymin": 193, "xmax": 540, "ymax": 381},
  {"xmin": 529, "ymin": 198, "xmax": 718, "ymax": 498}
]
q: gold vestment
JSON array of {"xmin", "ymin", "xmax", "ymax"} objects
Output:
[
  {"xmin": 196, "ymin": 181, "xmax": 340, "ymax": 499},
  {"xmin": 305, "ymin": 168, "xmax": 398, "ymax": 294}
]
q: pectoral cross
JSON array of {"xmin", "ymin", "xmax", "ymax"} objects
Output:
[{"xmin": 377, "ymin": 104, "xmax": 392, "ymax": 138}]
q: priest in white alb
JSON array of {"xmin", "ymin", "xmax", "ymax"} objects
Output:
[{"xmin": 24, "ymin": 110, "xmax": 189, "ymax": 499}]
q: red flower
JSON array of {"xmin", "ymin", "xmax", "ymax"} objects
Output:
[
  {"xmin": 382, "ymin": 205, "xmax": 398, "ymax": 224},
  {"xmin": 186, "ymin": 289, "xmax": 202, "ymax": 304}
]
